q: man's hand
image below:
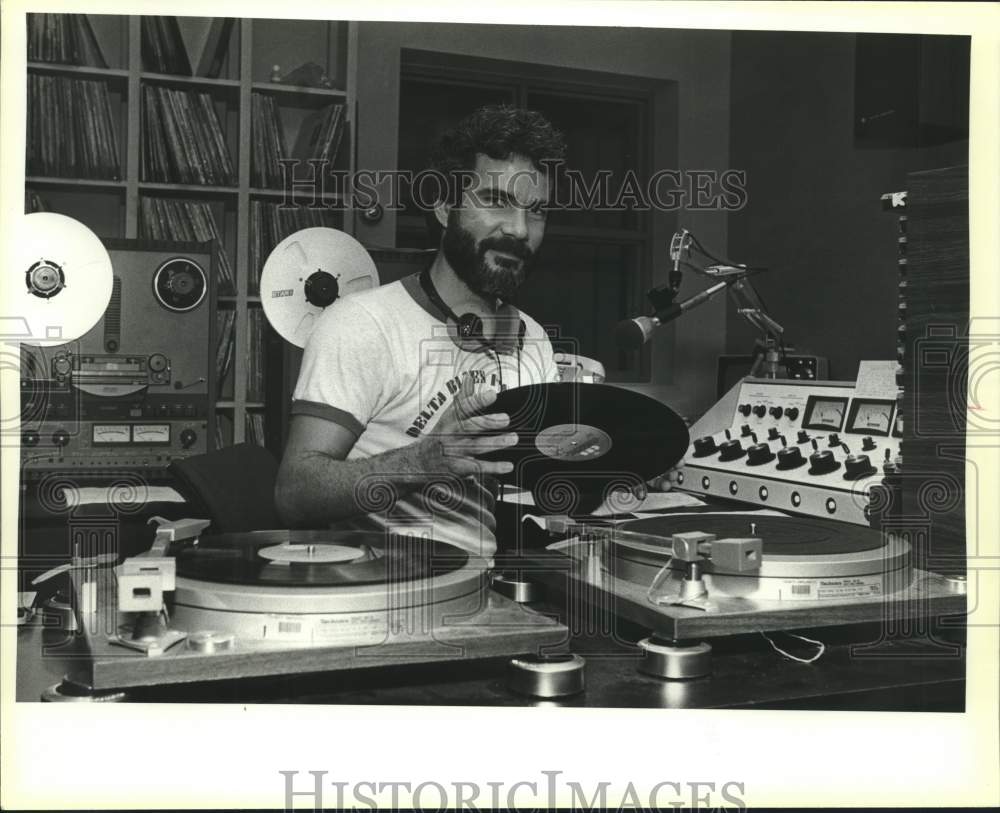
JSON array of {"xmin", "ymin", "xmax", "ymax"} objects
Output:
[{"xmin": 416, "ymin": 379, "xmax": 517, "ymax": 477}]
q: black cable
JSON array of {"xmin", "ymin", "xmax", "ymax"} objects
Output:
[
  {"xmin": 686, "ymin": 231, "xmax": 768, "ymax": 274},
  {"xmin": 681, "ymin": 259, "xmax": 768, "ymax": 281},
  {"xmin": 490, "ymin": 340, "xmax": 523, "ymax": 390}
]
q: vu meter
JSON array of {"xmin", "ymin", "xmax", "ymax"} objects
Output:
[
  {"xmin": 847, "ymin": 399, "xmax": 895, "ymax": 436},
  {"xmin": 133, "ymin": 424, "xmax": 171, "ymax": 444},
  {"xmin": 803, "ymin": 396, "xmax": 848, "ymax": 431},
  {"xmin": 92, "ymin": 424, "xmax": 131, "ymax": 444}
]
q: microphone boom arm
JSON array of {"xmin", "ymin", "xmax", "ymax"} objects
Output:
[{"xmin": 729, "ymin": 277, "xmax": 784, "ymax": 339}]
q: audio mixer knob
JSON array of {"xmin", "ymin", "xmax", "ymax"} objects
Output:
[
  {"xmin": 693, "ymin": 436, "xmax": 718, "ymax": 457},
  {"xmin": 776, "ymin": 446, "xmax": 806, "ymax": 470},
  {"xmin": 808, "ymin": 449, "xmax": 840, "ymax": 475},
  {"xmin": 785, "ymin": 407, "xmax": 799, "ymax": 420},
  {"xmin": 718, "ymin": 439, "xmax": 746, "ymax": 461},
  {"xmin": 23, "ymin": 430, "xmax": 39, "ymax": 447},
  {"xmin": 844, "ymin": 454, "xmax": 877, "ymax": 480},
  {"xmin": 767, "ymin": 427, "xmax": 780, "ymax": 441},
  {"xmin": 740, "ymin": 424, "xmax": 752, "ymax": 437},
  {"xmin": 737, "ymin": 403, "xmax": 752, "ymax": 417},
  {"xmin": 52, "ymin": 429, "xmax": 70, "ymax": 447},
  {"xmin": 797, "ymin": 430, "xmax": 810, "ymax": 444},
  {"xmin": 746, "ymin": 442, "xmax": 775, "ymax": 466},
  {"xmin": 862, "ymin": 436, "xmax": 876, "ymax": 452},
  {"xmin": 180, "ymin": 428, "xmax": 198, "ymax": 449},
  {"xmin": 752, "ymin": 404, "xmax": 767, "ymax": 418},
  {"xmin": 828, "ymin": 433, "xmax": 841, "ymax": 447},
  {"xmin": 769, "ymin": 406, "xmax": 783, "ymax": 419}
]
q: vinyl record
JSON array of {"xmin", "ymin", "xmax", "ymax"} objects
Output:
[
  {"xmin": 620, "ymin": 513, "xmax": 884, "ymax": 557},
  {"xmin": 479, "ymin": 383, "xmax": 689, "ymax": 511},
  {"xmin": 260, "ymin": 227, "xmax": 379, "ymax": 347},
  {"xmin": 174, "ymin": 529, "xmax": 469, "ymax": 587},
  {"xmin": 609, "ymin": 512, "xmax": 910, "ymax": 587},
  {"xmin": 15, "ymin": 213, "xmax": 114, "ymax": 345}
]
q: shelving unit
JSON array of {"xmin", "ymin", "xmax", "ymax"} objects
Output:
[{"xmin": 25, "ymin": 13, "xmax": 357, "ymax": 454}]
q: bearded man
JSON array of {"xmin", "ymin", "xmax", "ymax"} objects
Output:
[{"xmin": 275, "ymin": 105, "xmax": 566, "ymax": 557}]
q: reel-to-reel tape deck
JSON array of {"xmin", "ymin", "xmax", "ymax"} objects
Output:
[{"xmin": 16, "ymin": 216, "xmax": 215, "ymax": 479}]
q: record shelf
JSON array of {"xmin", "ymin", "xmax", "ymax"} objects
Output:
[{"xmin": 24, "ymin": 13, "xmax": 359, "ymax": 453}]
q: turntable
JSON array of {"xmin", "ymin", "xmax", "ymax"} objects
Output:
[
  {"xmin": 41, "ymin": 517, "xmax": 566, "ymax": 699},
  {"xmin": 519, "ymin": 511, "xmax": 966, "ymax": 678}
]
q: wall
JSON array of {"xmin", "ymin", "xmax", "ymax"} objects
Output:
[
  {"xmin": 727, "ymin": 31, "xmax": 968, "ymax": 383},
  {"xmin": 353, "ymin": 22, "xmax": 732, "ymax": 420}
]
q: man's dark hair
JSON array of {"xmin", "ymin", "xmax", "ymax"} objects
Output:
[{"xmin": 430, "ymin": 104, "xmax": 566, "ymax": 205}]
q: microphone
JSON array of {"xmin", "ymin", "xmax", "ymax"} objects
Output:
[
  {"xmin": 616, "ymin": 279, "xmax": 731, "ymax": 349},
  {"xmin": 668, "ymin": 229, "xmax": 691, "ymax": 293}
]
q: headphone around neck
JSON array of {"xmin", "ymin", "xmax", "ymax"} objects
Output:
[{"xmin": 419, "ymin": 267, "xmax": 526, "ymax": 355}]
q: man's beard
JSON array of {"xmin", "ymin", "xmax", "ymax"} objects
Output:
[{"xmin": 441, "ymin": 213, "xmax": 535, "ymax": 302}]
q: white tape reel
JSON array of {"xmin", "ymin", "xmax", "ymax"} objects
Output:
[
  {"xmin": 15, "ymin": 213, "xmax": 114, "ymax": 345},
  {"xmin": 260, "ymin": 227, "xmax": 379, "ymax": 348}
]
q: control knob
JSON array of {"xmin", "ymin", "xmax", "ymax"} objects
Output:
[
  {"xmin": 717, "ymin": 439, "xmax": 746, "ymax": 462},
  {"xmin": 797, "ymin": 430, "xmax": 810, "ymax": 444},
  {"xmin": 844, "ymin": 454, "xmax": 877, "ymax": 480},
  {"xmin": 740, "ymin": 424, "xmax": 752, "ymax": 437},
  {"xmin": 767, "ymin": 427, "xmax": 780, "ymax": 441},
  {"xmin": 52, "ymin": 429, "xmax": 70, "ymax": 448},
  {"xmin": 737, "ymin": 403, "xmax": 752, "ymax": 417},
  {"xmin": 808, "ymin": 447, "xmax": 840, "ymax": 475},
  {"xmin": 752, "ymin": 404, "xmax": 767, "ymax": 418},
  {"xmin": 769, "ymin": 406, "xmax": 783, "ymax": 419},
  {"xmin": 776, "ymin": 446, "xmax": 806, "ymax": 470},
  {"xmin": 692, "ymin": 436, "xmax": 718, "ymax": 457},
  {"xmin": 23, "ymin": 429, "xmax": 39, "ymax": 447},
  {"xmin": 862, "ymin": 436, "xmax": 877, "ymax": 452},
  {"xmin": 148, "ymin": 353, "xmax": 168, "ymax": 373},
  {"xmin": 828, "ymin": 433, "xmax": 841, "ymax": 447},
  {"xmin": 746, "ymin": 442, "xmax": 775, "ymax": 466},
  {"xmin": 179, "ymin": 428, "xmax": 198, "ymax": 449},
  {"xmin": 785, "ymin": 407, "xmax": 799, "ymax": 421}
]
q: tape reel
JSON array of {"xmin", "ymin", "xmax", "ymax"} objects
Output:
[
  {"xmin": 259, "ymin": 227, "xmax": 379, "ymax": 348},
  {"xmin": 15, "ymin": 213, "xmax": 114, "ymax": 345}
]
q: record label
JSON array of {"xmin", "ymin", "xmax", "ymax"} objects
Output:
[
  {"xmin": 535, "ymin": 423, "xmax": 613, "ymax": 461},
  {"xmin": 257, "ymin": 543, "xmax": 369, "ymax": 564}
]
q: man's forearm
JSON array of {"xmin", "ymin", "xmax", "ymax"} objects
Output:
[{"xmin": 275, "ymin": 441, "xmax": 432, "ymax": 528}]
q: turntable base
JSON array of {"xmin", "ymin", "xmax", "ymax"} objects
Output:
[
  {"xmin": 546, "ymin": 562, "xmax": 966, "ymax": 641},
  {"xmin": 67, "ymin": 569, "xmax": 566, "ymax": 691}
]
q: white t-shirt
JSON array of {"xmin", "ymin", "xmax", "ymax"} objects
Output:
[{"xmin": 291, "ymin": 273, "xmax": 558, "ymax": 557}]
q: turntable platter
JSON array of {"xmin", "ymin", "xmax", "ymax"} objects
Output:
[
  {"xmin": 175, "ymin": 530, "xmax": 470, "ymax": 587},
  {"xmin": 605, "ymin": 512, "xmax": 911, "ymax": 593},
  {"xmin": 620, "ymin": 514, "xmax": 884, "ymax": 556},
  {"xmin": 169, "ymin": 530, "xmax": 488, "ymax": 643}
]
